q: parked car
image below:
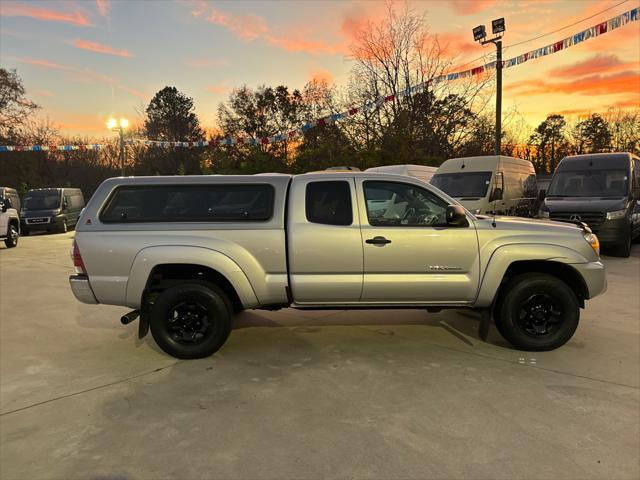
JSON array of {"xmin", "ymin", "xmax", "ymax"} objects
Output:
[
  {"xmin": 21, "ymin": 188, "xmax": 85, "ymax": 235},
  {"xmin": 539, "ymin": 152, "xmax": 640, "ymax": 257},
  {"xmin": 431, "ymin": 156, "xmax": 538, "ymax": 216},
  {"xmin": 365, "ymin": 164, "xmax": 438, "ymax": 184},
  {"xmin": 69, "ymin": 173, "xmax": 606, "ymax": 359},
  {"xmin": 0, "ymin": 187, "xmax": 22, "ymax": 213},
  {"xmin": 0, "ymin": 195, "xmax": 20, "ymax": 248}
]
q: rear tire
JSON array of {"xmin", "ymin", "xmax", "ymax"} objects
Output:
[
  {"xmin": 495, "ymin": 273, "xmax": 579, "ymax": 351},
  {"xmin": 149, "ymin": 282, "xmax": 233, "ymax": 359},
  {"xmin": 4, "ymin": 224, "xmax": 19, "ymax": 248}
]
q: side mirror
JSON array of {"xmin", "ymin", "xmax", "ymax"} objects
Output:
[
  {"xmin": 445, "ymin": 204, "xmax": 469, "ymax": 227},
  {"xmin": 489, "ymin": 187, "xmax": 503, "ymax": 202},
  {"xmin": 538, "ymin": 189, "xmax": 546, "ymax": 201},
  {"xmin": 1, "ymin": 202, "xmax": 7, "ymax": 213}
]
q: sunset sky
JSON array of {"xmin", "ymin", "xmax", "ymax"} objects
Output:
[{"xmin": 1, "ymin": 0, "xmax": 638, "ymax": 139}]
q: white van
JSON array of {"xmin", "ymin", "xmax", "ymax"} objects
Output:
[
  {"xmin": 365, "ymin": 164, "xmax": 438, "ymax": 184},
  {"xmin": 431, "ymin": 156, "xmax": 538, "ymax": 216}
]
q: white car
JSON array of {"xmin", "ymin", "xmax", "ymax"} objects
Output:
[{"xmin": 0, "ymin": 195, "xmax": 20, "ymax": 248}]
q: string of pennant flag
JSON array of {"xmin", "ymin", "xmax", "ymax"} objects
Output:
[{"xmin": 1, "ymin": 6, "xmax": 637, "ymax": 153}]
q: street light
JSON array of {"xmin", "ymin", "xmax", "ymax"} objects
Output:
[
  {"xmin": 473, "ymin": 18, "xmax": 506, "ymax": 156},
  {"xmin": 107, "ymin": 117, "xmax": 128, "ymax": 176}
]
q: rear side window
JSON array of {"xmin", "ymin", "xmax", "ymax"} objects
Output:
[
  {"xmin": 305, "ymin": 181, "xmax": 353, "ymax": 226},
  {"xmin": 100, "ymin": 184, "xmax": 274, "ymax": 223}
]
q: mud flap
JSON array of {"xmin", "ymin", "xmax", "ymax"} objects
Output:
[
  {"xmin": 138, "ymin": 314, "xmax": 150, "ymax": 339},
  {"xmin": 479, "ymin": 309, "xmax": 491, "ymax": 341}
]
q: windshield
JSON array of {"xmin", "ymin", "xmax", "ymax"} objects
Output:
[
  {"xmin": 547, "ymin": 169, "xmax": 629, "ymax": 197},
  {"xmin": 431, "ymin": 172, "xmax": 492, "ymax": 198},
  {"xmin": 24, "ymin": 193, "xmax": 61, "ymax": 210}
]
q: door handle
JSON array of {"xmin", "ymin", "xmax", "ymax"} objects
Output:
[{"xmin": 366, "ymin": 236, "xmax": 392, "ymax": 245}]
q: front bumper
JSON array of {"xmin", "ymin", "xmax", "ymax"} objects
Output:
[
  {"xmin": 69, "ymin": 275, "xmax": 99, "ymax": 304},
  {"xmin": 572, "ymin": 261, "xmax": 607, "ymax": 299},
  {"xmin": 591, "ymin": 218, "xmax": 629, "ymax": 245}
]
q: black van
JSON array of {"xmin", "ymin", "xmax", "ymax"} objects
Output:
[
  {"xmin": 539, "ymin": 152, "xmax": 640, "ymax": 257},
  {"xmin": 21, "ymin": 188, "xmax": 85, "ymax": 235}
]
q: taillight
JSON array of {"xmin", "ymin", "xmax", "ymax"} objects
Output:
[{"xmin": 71, "ymin": 239, "xmax": 86, "ymax": 274}]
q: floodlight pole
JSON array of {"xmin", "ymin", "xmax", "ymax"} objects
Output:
[
  {"xmin": 481, "ymin": 37, "xmax": 502, "ymax": 156},
  {"xmin": 495, "ymin": 39, "xmax": 502, "ymax": 156},
  {"xmin": 118, "ymin": 126, "xmax": 125, "ymax": 176}
]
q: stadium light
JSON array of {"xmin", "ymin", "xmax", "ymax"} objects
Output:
[
  {"xmin": 472, "ymin": 19, "xmax": 507, "ymax": 155},
  {"xmin": 472, "ymin": 25, "xmax": 486, "ymax": 42},
  {"xmin": 107, "ymin": 117, "xmax": 129, "ymax": 176},
  {"xmin": 492, "ymin": 17, "xmax": 506, "ymax": 35}
]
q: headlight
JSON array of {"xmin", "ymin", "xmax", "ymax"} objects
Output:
[
  {"xmin": 584, "ymin": 232, "xmax": 600, "ymax": 255},
  {"xmin": 538, "ymin": 209, "xmax": 549, "ymax": 219},
  {"xmin": 606, "ymin": 209, "xmax": 627, "ymax": 220}
]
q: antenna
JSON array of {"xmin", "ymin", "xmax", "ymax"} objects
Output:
[{"xmin": 492, "ymin": 154, "xmax": 501, "ymax": 228}]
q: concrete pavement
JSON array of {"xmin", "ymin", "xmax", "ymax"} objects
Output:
[{"xmin": 1, "ymin": 233, "xmax": 639, "ymax": 479}]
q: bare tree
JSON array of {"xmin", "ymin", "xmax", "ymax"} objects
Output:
[
  {"xmin": 0, "ymin": 68, "xmax": 39, "ymax": 141},
  {"xmin": 341, "ymin": 1, "xmax": 491, "ymax": 165}
]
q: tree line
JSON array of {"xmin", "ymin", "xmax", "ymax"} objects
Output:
[{"xmin": 1, "ymin": 4, "xmax": 638, "ymax": 198}]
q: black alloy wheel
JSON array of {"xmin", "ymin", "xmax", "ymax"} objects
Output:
[
  {"xmin": 149, "ymin": 282, "xmax": 233, "ymax": 359},
  {"xmin": 167, "ymin": 300, "xmax": 211, "ymax": 345},
  {"xmin": 495, "ymin": 273, "xmax": 579, "ymax": 351},
  {"xmin": 517, "ymin": 293, "xmax": 563, "ymax": 337}
]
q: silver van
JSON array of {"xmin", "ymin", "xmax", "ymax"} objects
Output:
[{"xmin": 431, "ymin": 156, "xmax": 538, "ymax": 216}]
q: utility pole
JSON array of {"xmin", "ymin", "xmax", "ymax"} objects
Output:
[{"xmin": 118, "ymin": 126, "xmax": 125, "ymax": 176}]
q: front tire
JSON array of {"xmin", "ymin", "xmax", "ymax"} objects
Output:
[
  {"xmin": 613, "ymin": 230, "xmax": 631, "ymax": 258},
  {"xmin": 495, "ymin": 273, "xmax": 579, "ymax": 351},
  {"xmin": 59, "ymin": 219, "xmax": 68, "ymax": 234},
  {"xmin": 149, "ymin": 283, "xmax": 233, "ymax": 359},
  {"xmin": 4, "ymin": 224, "xmax": 19, "ymax": 248}
]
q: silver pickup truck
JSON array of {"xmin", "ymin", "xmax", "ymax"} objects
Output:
[{"xmin": 69, "ymin": 172, "xmax": 606, "ymax": 359}]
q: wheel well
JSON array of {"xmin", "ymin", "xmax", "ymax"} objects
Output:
[
  {"xmin": 145, "ymin": 264, "xmax": 243, "ymax": 313},
  {"xmin": 495, "ymin": 260, "xmax": 588, "ymax": 309}
]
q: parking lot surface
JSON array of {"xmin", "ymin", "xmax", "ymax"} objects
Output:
[{"xmin": 1, "ymin": 233, "xmax": 639, "ymax": 480}]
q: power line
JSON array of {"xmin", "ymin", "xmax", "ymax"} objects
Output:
[
  {"xmin": 505, "ymin": 0, "xmax": 630, "ymax": 50},
  {"xmin": 444, "ymin": 0, "xmax": 631, "ymax": 75}
]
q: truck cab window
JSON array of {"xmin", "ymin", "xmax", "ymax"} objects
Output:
[
  {"xmin": 305, "ymin": 181, "xmax": 353, "ymax": 226},
  {"xmin": 364, "ymin": 181, "xmax": 447, "ymax": 227}
]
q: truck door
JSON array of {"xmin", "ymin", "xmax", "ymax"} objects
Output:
[
  {"xmin": 287, "ymin": 177, "xmax": 363, "ymax": 304},
  {"xmin": 356, "ymin": 178, "xmax": 480, "ymax": 304}
]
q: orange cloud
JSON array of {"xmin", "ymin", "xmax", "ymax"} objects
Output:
[
  {"xmin": 96, "ymin": 0, "xmax": 110, "ymax": 17},
  {"xmin": 71, "ymin": 39, "xmax": 134, "ymax": 58},
  {"xmin": 340, "ymin": 1, "xmax": 388, "ymax": 44},
  {"xmin": 509, "ymin": 71, "xmax": 640, "ymax": 97},
  {"xmin": 436, "ymin": 32, "xmax": 480, "ymax": 57},
  {"xmin": 195, "ymin": 5, "xmax": 342, "ymax": 55},
  {"xmin": 13, "ymin": 57, "xmax": 146, "ymax": 101},
  {"xmin": 206, "ymin": 85, "xmax": 231, "ymax": 95},
  {"xmin": 309, "ymin": 69, "xmax": 333, "ymax": 84},
  {"xmin": 32, "ymin": 89, "xmax": 54, "ymax": 98},
  {"xmin": 449, "ymin": 0, "xmax": 497, "ymax": 15},
  {"xmin": 549, "ymin": 54, "xmax": 636, "ymax": 79},
  {"xmin": 117, "ymin": 85, "xmax": 149, "ymax": 100},
  {"xmin": 1, "ymin": 4, "xmax": 91, "ymax": 26},
  {"xmin": 13, "ymin": 57, "xmax": 71, "ymax": 70}
]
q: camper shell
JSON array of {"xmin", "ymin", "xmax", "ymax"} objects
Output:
[{"xmin": 365, "ymin": 165, "xmax": 438, "ymax": 184}]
